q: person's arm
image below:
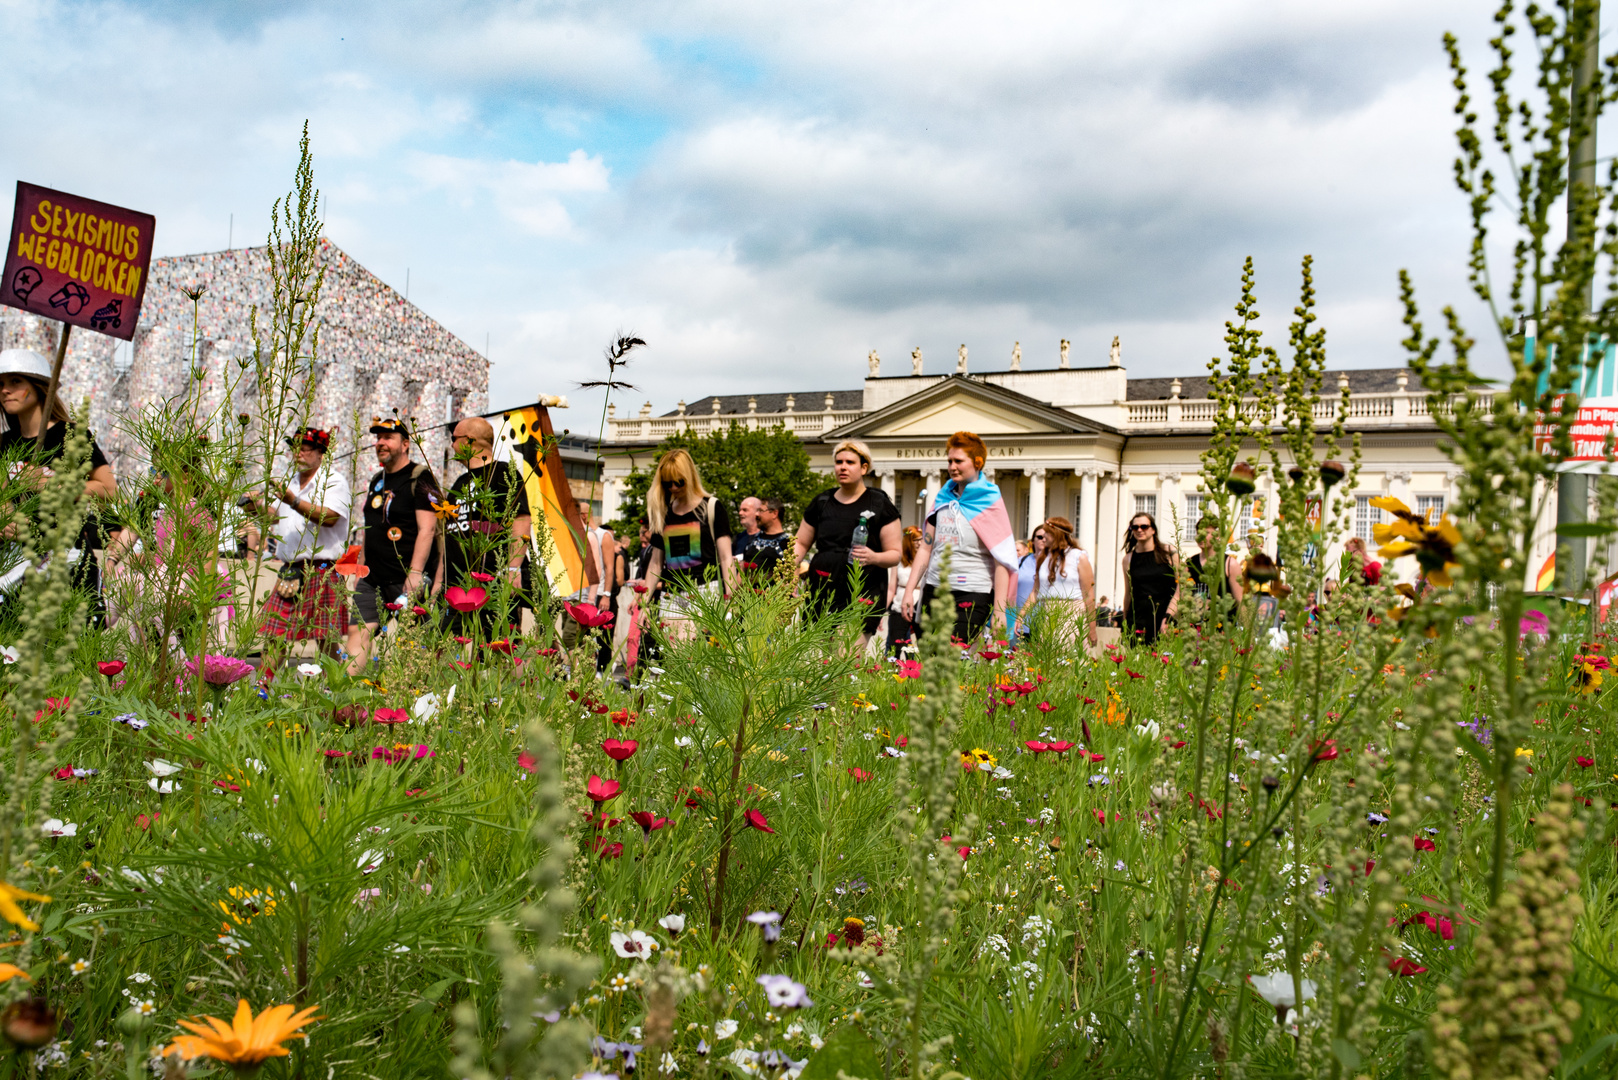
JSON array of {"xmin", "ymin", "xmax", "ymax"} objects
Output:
[
  {"xmin": 716, "ymin": 534, "xmax": 736, "ymax": 595},
  {"xmin": 853, "ymin": 518, "xmax": 902, "ymax": 569},
  {"xmin": 408, "ymin": 509, "xmax": 436, "ymax": 596},
  {"xmin": 1165, "ymin": 552, "xmax": 1181, "ymax": 623},
  {"xmin": 1017, "ymin": 563, "xmax": 1039, "ymax": 623},
  {"xmin": 792, "ymin": 521, "xmax": 815, "ymax": 567},
  {"xmin": 84, "ymin": 463, "xmax": 116, "ymax": 501},
  {"xmin": 595, "ymin": 529, "xmax": 615, "ymax": 605},
  {"xmin": 1226, "ymin": 555, "xmax": 1245, "ymax": 605},
  {"xmin": 641, "ymin": 546, "xmax": 664, "ymax": 604},
  {"xmin": 1121, "ymin": 552, "xmax": 1133, "ymax": 618},
  {"xmin": 280, "ymin": 487, "xmax": 340, "ymax": 528},
  {"xmin": 1080, "ymin": 553, "xmax": 1098, "ymax": 644},
  {"xmin": 991, "ymin": 563, "xmax": 1010, "ymax": 632},
  {"xmin": 509, "ymin": 513, "xmax": 532, "ymax": 580},
  {"xmin": 901, "ymin": 526, "xmax": 935, "ymax": 619}
]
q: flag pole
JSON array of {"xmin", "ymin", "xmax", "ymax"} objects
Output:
[{"xmin": 38, "ymin": 321, "xmax": 70, "ymax": 452}]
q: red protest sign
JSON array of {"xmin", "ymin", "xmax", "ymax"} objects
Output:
[{"xmin": 2, "ymin": 182, "xmax": 155, "ymax": 341}]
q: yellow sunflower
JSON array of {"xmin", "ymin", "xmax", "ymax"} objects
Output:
[{"xmin": 1369, "ymin": 496, "xmax": 1462, "ymax": 586}]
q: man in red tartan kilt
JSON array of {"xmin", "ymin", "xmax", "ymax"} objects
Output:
[{"xmin": 246, "ymin": 427, "xmax": 353, "ymax": 679}]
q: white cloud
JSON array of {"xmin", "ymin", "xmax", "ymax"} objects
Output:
[{"xmin": 408, "ymin": 150, "xmax": 611, "ymax": 236}]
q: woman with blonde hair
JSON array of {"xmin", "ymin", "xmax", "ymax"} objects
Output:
[
  {"xmin": 794, "ymin": 438, "xmax": 901, "ymax": 649},
  {"xmin": 638, "ymin": 448, "xmax": 736, "ymax": 638},
  {"xmin": 1016, "ymin": 516, "xmax": 1097, "ymax": 648}
]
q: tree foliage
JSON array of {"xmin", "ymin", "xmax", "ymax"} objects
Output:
[{"xmin": 610, "ymin": 422, "xmax": 830, "ymax": 532}]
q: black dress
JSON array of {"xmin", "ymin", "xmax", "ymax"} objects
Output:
[
  {"xmin": 803, "ymin": 486, "xmax": 899, "ymax": 636},
  {"xmin": 1125, "ymin": 552, "xmax": 1177, "ymax": 646},
  {"xmin": 0, "ymin": 421, "xmax": 112, "ymax": 624}
]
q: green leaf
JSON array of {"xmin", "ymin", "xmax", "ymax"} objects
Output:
[
  {"xmin": 1332, "ymin": 1037, "xmax": 1362, "ymax": 1070},
  {"xmin": 1556, "ymin": 521, "xmax": 1615, "ymax": 538},
  {"xmin": 798, "ymin": 1024, "xmax": 883, "ymax": 1080}
]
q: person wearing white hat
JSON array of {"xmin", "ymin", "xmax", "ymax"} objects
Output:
[{"xmin": 0, "ymin": 348, "xmax": 118, "ymax": 618}]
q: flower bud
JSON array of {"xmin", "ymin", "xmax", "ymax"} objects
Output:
[
  {"xmin": 1320, "ymin": 460, "xmax": 1345, "ymax": 488},
  {"xmin": 1286, "ymin": 464, "xmax": 1306, "ymax": 484},
  {"xmin": 1245, "ymin": 553, "xmax": 1280, "ymax": 584},
  {"xmin": 1226, "ymin": 462, "xmax": 1257, "ymax": 496},
  {"xmin": 1261, "ymin": 775, "xmax": 1280, "ymax": 793},
  {"xmin": 116, "ymin": 1006, "xmax": 153, "ymax": 1036},
  {"xmin": 2, "ymin": 999, "xmax": 59, "ymax": 1049}
]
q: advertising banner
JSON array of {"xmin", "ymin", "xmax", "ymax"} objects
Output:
[
  {"xmin": 1, "ymin": 182, "xmax": 155, "ymax": 341},
  {"xmin": 1529, "ymin": 323, "xmax": 1618, "ymax": 470}
]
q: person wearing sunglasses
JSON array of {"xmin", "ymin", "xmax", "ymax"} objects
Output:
[
  {"xmin": 1121, "ymin": 511, "xmax": 1179, "ymax": 646},
  {"xmin": 639, "ymin": 448, "xmax": 736, "ymax": 640}
]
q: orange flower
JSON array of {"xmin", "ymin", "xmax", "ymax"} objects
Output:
[
  {"xmin": 0, "ymin": 963, "xmax": 29, "ymax": 983},
  {"xmin": 167, "ymin": 1000, "xmax": 321, "ymax": 1066}
]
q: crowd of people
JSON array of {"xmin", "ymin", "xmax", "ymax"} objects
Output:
[{"xmin": 0, "ymin": 343, "xmax": 1392, "ymax": 679}]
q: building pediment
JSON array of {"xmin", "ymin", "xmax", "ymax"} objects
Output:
[{"xmin": 825, "ymin": 374, "xmax": 1115, "ymax": 442}]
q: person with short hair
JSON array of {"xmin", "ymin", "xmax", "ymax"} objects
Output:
[
  {"xmin": 734, "ymin": 496, "xmax": 764, "ymax": 564},
  {"xmin": 899, "ymin": 431, "xmax": 1017, "ymax": 647},
  {"xmin": 252, "ymin": 427, "xmax": 350, "ymax": 669},
  {"xmin": 441, "ymin": 416, "xmax": 531, "ymax": 635},
  {"xmin": 345, "ymin": 416, "xmax": 441, "ymax": 673},
  {"xmin": 747, "ymin": 496, "xmax": 791, "ymax": 575},
  {"xmin": 795, "ymin": 439, "xmax": 901, "ymax": 650}
]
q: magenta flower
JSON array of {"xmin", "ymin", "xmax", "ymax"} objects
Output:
[{"xmin": 183, "ymin": 654, "xmax": 255, "ymax": 686}]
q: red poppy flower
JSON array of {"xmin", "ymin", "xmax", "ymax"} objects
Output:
[
  {"xmin": 1110, "ymin": 655, "xmax": 1124, "ymax": 664},
  {"xmin": 53, "ymin": 765, "xmax": 73, "ymax": 780},
  {"xmin": 1168, "ymin": 740, "xmax": 1187, "ymax": 749},
  {"xmin": 1413, "ymin": 837, "xmax": 1436, "ymax": 852},
  {"xmin": 896, "ymin": 735, "xmax": 908, "ymax": 747},
  {"xmin": 592, "ymin": 704, "xmax": 611, "ymax": 715},
  {"xmin": 744, "ymin": 809, "xmax": 775, "ymax": 834},
  {"xmin": 470, "ymin": 572, "xmax": 495, "ymax": 583},
  {"xmin": 405, "ymin": 788, "xmax": 425, "ymax": 797},
  {"xmin": 1037, "ymin": 702, "xmax": 1055, "ymax": 713},
  {"xmin": 322, "ymin": 749, "xmax": 351, "ymax": 758},
  {"xmin": 848, "ymin": 767, "xmax": 873, "ymax": 782},
  {"xmin": 1082, "ymin": 696, "xmax": 1097, "ymax": 705},
  {"xmin": 1093, "ymin": 808, "xmax": 1107, "ymax": 825},
  {"xmin": 594, "ymin": 839, "xmax": 625, "ymax": 859},
  {"xmin": 455, "ymin": 635, "xmax": 472, "ymax": 645},
  {"xmin": 1387, "ymin": 956, "xmax": 1426, "ymax": 976},
  {"xmin": 452, "ymin": 661, "xmax": 472, "ymax": 671},
  {"xmin": 1576, "ymin": 756, "xmax": 1595, "ymax": 767},
  {"xmin": 979, "ymin": 650, "xmax": 1002, "ymax": 660},
  {"xmin": 517, "ymin": 751, "xmax": 537, "ymax": 773},
  {"xmin": 632, "ymin": 582, "xmax": 648, "ymax": 593},
  {"xmin": 1088, "ymin": 751, "xmax": 1105, "ymax": 763},
  {"xmin": 1048, "ymin": 741, "xmax": 1075, "ymax": 754},
  {"xmin": 97, "ymin": 660, "xmax": 126, "ymax": 677},
  {"xmin": 587, "ymin": 775, "xmax": 622, "ymax": 802},
  {"xmin": 564, "ymin": 602, "xmax": 614, "ymax": 629},
  {"xmin": 134, "ymin": 811, "xmax": 161, "ymax": 831},
  {"xmin": 1025, "ymin": 741, "xmax": 1049, "ymax": 753},
  {"xmin": 214, "ymin": 780, "xmax": 241, "ymax": 793},
  {"xmin": 445, "ymin": 586, "xmax": 488, "ymax": 613},
  {"xmin": 610, "ymin": 709, "xmax": 637, "ymax": 725},
  {"xmin": 384, "ymin": 601, "xmax": 403, "ymax": 612},
  {"xmin": 411, "ymin": 605, "xmax": 428, "ymax": 618},
  {"xmin": 334, "ymin": 544, "xmax": 369, "ymax": 579},
  {"xmin": 33, "ymin": 697, "xmax": 70, "ymax": 724},
  {"xmin": 372, "ymin": 707, "xmax": 409, "ymax": 725},
  {"xmin": 957, "ymin": 844, "xmax": 971, "ymax": 860},
  {"xmin": 1310, "ymin": 739, "xmax": 1339, "ymax": 762},
  {"xmin": 1125, "ymin": 669, "xmax": 1143, "ymax": 680},
  {"xmin": 632, "ymin": 810, "xmax": 669, "ymax": 833},
  {"xmin": 602, "ymin": 738, "xmax": 639, "ymax": 762}
]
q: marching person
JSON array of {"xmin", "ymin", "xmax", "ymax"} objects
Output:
[
  {"xmin": 794, "ymin": 439, "xmax": 901, "ymax": 650},
  {"xmin": 638, "ymin": 448, "xmax": 736, "ymax": 642},
  {"xmin": 748, "ymin": 496, "xmax": 792, "ymax": 575},
  {"xmin": 885, "ymin": 526, "xmax": 923, "ymax": 655},
  {"xmin": 899, "ymin": 431, "xmax": 1017, "ymax": 647},
  {"xmin": 1011, "ymin": 524, "xmax": 1048, "ymax": 641},
  {"xmin": 734, "ymin": 496, "xmax": 764, "ymax": 565},
  {"xmin": 1121, "ymin": 510, "xmax": 1179, "ymax": 646},
  {"xmin": 439, "ymin": 416, "xmax": 531, "ymax": 636},
  {"xmin": 1017, "ymin": 516, "xmax": 1097, "ymax": 648},
  {"xmin": 248, "ymin": 427, "xmax": 350, "ymax": 678},
  {"xmin": 0, "ymin": 348, "xmax": 118, "ymax": 622},
  {"xmin": 345, "ymin": 416, "xmax": 441, "ymax": 674}
]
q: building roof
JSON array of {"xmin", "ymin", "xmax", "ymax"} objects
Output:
[
  {"xmin": 664, "ymin": 390, "xmax": 864, "ymax": 417},
  {"xmin": 1125, "ymin": 368, "xmax": 1425, "ymax": 400}
]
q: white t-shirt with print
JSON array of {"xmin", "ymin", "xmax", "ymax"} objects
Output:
[{"xmin": 923, "ymin": 498, "xmax": 995, "ymax": 593}]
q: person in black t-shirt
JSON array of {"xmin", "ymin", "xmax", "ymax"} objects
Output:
[
  {"xmin": 640, "ymin": 449, "xmax": 736, "ymax": 642},
  {"xmin": 0, "ymin": 349, "xmax": 117, "ymax": 622},
  {"xmin": 793, "ymin": 440, "xmax": 901, "ymax": 648},
  {"xmin": 440, "ymin": 416, "xmax": 531, "ymax": 634},
  {"xmin": 744, "ymin": 496, "xmax": 792, "ymax": 576},
  {"xmin": 346, "ymin": 416, "xmax": 442, "ymax": 674}
]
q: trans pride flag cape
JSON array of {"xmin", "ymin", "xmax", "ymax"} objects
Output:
[{"xmin": 930, "ymin": 475, "xmax": 1019, "ymax": 573}]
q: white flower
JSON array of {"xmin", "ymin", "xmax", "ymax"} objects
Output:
[
  {"xmin": 356, "ymin": 850, "xmax": 385, "ymax": 874},
  {"xmin": 713, "ymin": 1018, "xmax": 739, "ymax": 1040},
  {"xmin": 70, "ymin": 957, "xmax": 90, "ymax": 974},
  {"xmin": 0, "ymin": 646, "xmax": 17, "ymax": 664},
  {"xmin": 809, "ymin": 1033, "xmax": 824, "ymax": 1050},
  {"xmin": 411, "ymin": 692, "xmax": 440, "ymax": 722},
  {"xmin": 1248, "ymin": 972, "xmax": 1317, "ymax": 1009},
  {"xmin": 745, "ymin": 910, "xmax": 781, "ymax": 927},
  {"xmin": 295, "ymin": 662, "xmax": 322, "ymax": 678},
  {"xmin": 673, "ymin": 736, "xmax": 693, "ymax": 749},
  {"xmin": 145, "ymin": 759, "xmax": 183, "ymax": 777},
  {"xmin": 245, "ymin": 758, "xmax": 265, "ymax": 774},
  {"xmin": 977, "ymin": 760, "xmax": 994, "ymax": 772},
  {"xmin": 1133, "ymin": 719, "xmax": 1161, "ymax": 740},
  {"xmin": 148, "ymin": 779, "xmax": 178, "ymax": 794},
  {"xmin": 658, "ymin": 913, "xmax": 686, "ymax": 934},
  {"xmin": 659, "ymin": 1050, "xmax": 679, "ymax": 1074},
  {"xmin": 128, "ymin": 971, "xmax": 151, "ymax": 984},
  {"xmin": 991, "ymin": 766, "xmax": 1014, "ymax": 781},
  {"xmin": 1267, "ymin": 626, "xmax": 1290, "ymax": 651},
  {"xmin": 41, "ymin": 818, "xmax": 77, "ymax": 837},
  {"xmin": 611, "ymin": 929, "xmax": 660, "ymax": 958}
]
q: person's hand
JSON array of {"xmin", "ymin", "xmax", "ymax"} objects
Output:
[
  {"xmin": 850, "ymin": 544, "xmax": 878, "ymax": 566},
  {"xmin": 596, "ymin": 591, "xmax": 611, "ymax": 609},
  {"xmin": 1088, "ymin": 625, "xmax": 1099, "ymax": 646},
  {"xmin": 991, "ymin": 606, "xmax": 1008, "ymax": 633},
  {"xmin": 406, "ymin": 568, "xmax": 425, "ymax": 596},
  {"xmin": 901, "ymin": 592, "xmax": 916, "ymax": 621}
]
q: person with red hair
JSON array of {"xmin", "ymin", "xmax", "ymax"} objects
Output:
[{"xmin": 899, "ymin": 431, "xmax": 1018, "ymax": 646}]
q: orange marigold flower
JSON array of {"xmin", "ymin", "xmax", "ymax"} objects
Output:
[{"xmin": 167, "ymin": 999, "xmax": 322, "ymax": 1066}]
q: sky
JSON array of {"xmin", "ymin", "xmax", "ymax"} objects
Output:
[{"xmin": 0, "ymin": 0, "xmax": 1536, "ymax": 423}]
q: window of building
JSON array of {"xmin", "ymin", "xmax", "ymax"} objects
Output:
[
  {"xmin": 1354, "ymin": 495, "xmax": 1384, "ymax": 542},
  {"xmin": 1133, "ymin": 493, "xmax": 1157, "ymax": 521},
  {"xmin": 563, "ymin": 460, "xmax": 599, "ymax": 482},
  {"xmin": 1072, "ymin": 489, "xmax": 1082, "ymax": 530},
  {"xmin": 1416, "ymin": 494, "xmax": 1446, "ymax": 522},
  {"xmin": 1183, "ymin": 494, "xmax": 1204, "ymax": 545}
]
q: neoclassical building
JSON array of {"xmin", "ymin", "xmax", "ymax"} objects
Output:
[{"xmin": 596, "ymin": 345, "xmax": 1479, "ymax": 602}]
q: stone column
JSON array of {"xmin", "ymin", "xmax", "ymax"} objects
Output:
[
  {"xmin": 1388, "ymin": 469, "xmax": 1413, "ymax": 508},
  {"xmin": 877, "ymin": 469, "xmax": 896, "ymax": 501},
  {"xmin": 1028, "ymin": 467, "xmax": 1046, "ymax": 535},
  {"xmin": 1161, "ymin": 470, "xmax": 1182, "ymax": 544},
  {"xmin": 924, "ymin": 470, "xmax": 943, "ymax": 517},
  {"xmin": 1079, "ymin": 467, "xmax": 1100, "ymax": 558}
]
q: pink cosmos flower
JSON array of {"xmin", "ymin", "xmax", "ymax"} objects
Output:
[{"xmin": 183, "ymin": 654, "xmax": 255, "ymax": 686}]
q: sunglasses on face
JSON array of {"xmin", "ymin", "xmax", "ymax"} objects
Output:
[
  {"xmin": 1132, "ymin": 523, "xmax": 1153, "ymax": 531},
  {"xmin": 661, "ymin": 478, "xmax": 686, "ymax": 490}
]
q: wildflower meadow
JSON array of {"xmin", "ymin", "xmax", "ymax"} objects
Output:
[{"xmin": 4, "ymin": 7, "xmax": 1618, "ymax": 1080}]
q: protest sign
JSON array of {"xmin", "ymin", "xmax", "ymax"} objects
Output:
[{"xmin": 1, "ymin": 182, "xmax": 155, "ymax": 342}]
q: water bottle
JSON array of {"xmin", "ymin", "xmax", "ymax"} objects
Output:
[{"xmin": 849, "ymin": 514, "xmax": 869, "ymax": 565}]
